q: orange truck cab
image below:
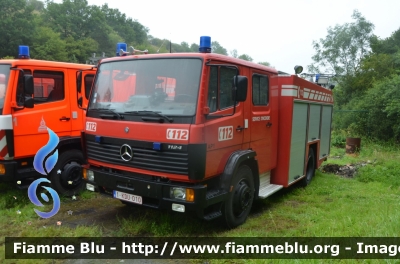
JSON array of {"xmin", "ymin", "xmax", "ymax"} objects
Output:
[
  {"xmin": 82, "ymin": 37, "xmax": 334, "ymax": 227},
  {"xmin": 0, "ymin": 46, "xmax": 95, "ymax": 195}
]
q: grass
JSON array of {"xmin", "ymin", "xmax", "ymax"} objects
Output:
[{"xmin": 1, "ymin": 139, "xmax": 400, "ymax": 263}]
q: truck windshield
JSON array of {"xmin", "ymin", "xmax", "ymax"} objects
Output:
[
  {"xmin": 0, "ymin": 65, "xmax": 10, "ymax": 111},
  {"xmin": 88, "ymin": 58, "xmax": 202, "ymax": 117}
]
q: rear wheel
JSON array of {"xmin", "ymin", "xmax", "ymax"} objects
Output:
[
  {"xmin": 49, "ymin": 149, "xmax": 85, "ymax": 196},
  {"xmin": 300, "ymin": 148, "xmax": 315, "ymax": 187},
  {"xmin": 222, "ymin": 165, "xmax": 254, "ymax": 228}
]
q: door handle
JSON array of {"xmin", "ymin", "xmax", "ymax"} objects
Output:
[
  {"xmin": 60, "ymin": 116, "xmax": 70, "ymax": 121},
  {"xmin": 266, "ymin": 122, "xmax": 272, "ymax": 128},
  {"xmin": 236, "ymin": 126, "xmax": 245, "ymax": 132}
]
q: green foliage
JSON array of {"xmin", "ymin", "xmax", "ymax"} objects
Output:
[
  {"xmin": 1, "ymin": 0, "xmax": 260, "ymax": 64},
  {"xmin": 0, "ymin": 0, "xmax": 36, "ymax": 58},
  {"xmin": 27, "ymin": 0, "xmax": 44, "ymax": 12},
  {"xmin": 308, "ymin": 10, "xmax": 374, "ymax": 76},
  {"xmin": 238, "ymin": 54, "xmax": 253, "ymax": 62},
  {"xmin": 230, "ymin": 49, "xmax": 238, "ymax": 58},
  {"xmin": 190, "ymin": 43, "xmax": 199, "ymax": 52},
  {"xmin": 330, "ymin": 130, "xmax": 347, "ymax": 148},
  {"xmin": 65, "ymin": 36, "xmax": 98, "ymax": 63},
  {"xmin": 211, "ymin": 41, "xmax": 228, "ymax": 55},
  {"xmin": 354, "ymin": 75, "xmax": 400, "ymax": 141},
  {"xmin": 258, "ymin": 61, "xmax": 270, "ymax": 67},
  {"xmin": 314, "ymin": 10, "xmax": 400, "ymax": 143},
  {"xmin": 31, "ymin": 26, "xmax": 68, "ymax": 61}
]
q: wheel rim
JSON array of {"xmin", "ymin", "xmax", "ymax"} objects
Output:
[
  {"xmin": 232, "ymin": 180, "xmax": 253, "ymax": 217},
  {"xmin": 58, "ymin": 161, "xmax": 82, "ymax": 189}
]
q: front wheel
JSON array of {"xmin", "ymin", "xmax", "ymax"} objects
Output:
[
  {"xmin": 222, "ymin": 165, "xmax": 255, "ymax": 228},
  {"xmin": 49, "ymin": 149, "xmax": 85, "ymax": 196}
]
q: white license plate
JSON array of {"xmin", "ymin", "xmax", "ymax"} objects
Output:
[{"xmin": 113, "ymin": 190, "xmax": 143, "ymax": 205}]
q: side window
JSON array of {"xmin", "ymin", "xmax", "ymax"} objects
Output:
[
  {"xmin": 208, "ymin": 66, "xmax": 218, "ymax": 113},
  {"xmin": 84, "ymin": 74, "xmax": 94, "ymax": 100},
  {"xmin": 207, "ymin": 66, "xmax": 237, "ymax": 113},
  {"xmin": 33, "ymin": 71, "xmax": 64, "ymax": 104},
  {"xmin": 220, "ymin": 67, "xmax": 236, "ymax": 109},
  {"xmin": 252, "ymin": 74, "xmax": 269, "ymax": 105}
]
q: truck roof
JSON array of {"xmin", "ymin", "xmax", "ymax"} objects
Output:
[
  {"xmin": 99, "ymin": 52, "xmax": 278, "ymax": 74},
  {"xmin": 0, "ymin": 59, "xmax": 94, "ymax": 70}
]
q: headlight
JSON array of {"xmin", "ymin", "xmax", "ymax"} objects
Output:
[
  {"xmin": 170, "ymin": 187, "xmax": 186, "ymax": 200},
  {"xmin": 83, "ymin": 169, "xmax": 95, "ymax": 182},
  {"xmin": 170, "ymin": 187, "xmax": 195, "ymax": 202}
]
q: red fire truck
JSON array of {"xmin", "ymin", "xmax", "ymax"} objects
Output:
[
  {"xmin": 0, "ymin": 46, "xmax": 95, "ymax": 195},
  {"xmin": 82, "ymin": 37, "xmax": 333, "ymax": 227}
]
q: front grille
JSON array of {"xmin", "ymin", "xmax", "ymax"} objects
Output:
[{"xmin": 86, "ymin": 135, "xmax": 189, "ymax": 175}]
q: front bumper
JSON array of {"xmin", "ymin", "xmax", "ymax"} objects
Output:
[
  {"xmin": 0, "ymin": 157, "xmax": 40, "ymax": 184},
  {"xmin": 85, "ymin": 167, "xmax": 228, "ymax": 219},
  {"xmin": 0, "ymin": 160, "xmax": 16, "ymax": 181}
]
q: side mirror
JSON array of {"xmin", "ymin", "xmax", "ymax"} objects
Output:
[
  {"xmin": 232, "ymin": 75, "xmax": 248, "ymax": 102},
  {"xmin": 24, "ymin": 75, "xmax": 34, "ymax": 95},
  {"xmin": 24, "ymin": 97, "xmax": 34, "ymax": 108},
  {"xmin": 78, "ymin": 96, "xmax": 83, "ymax": 107},
  {"xmin": 77, "ymin": 71, "xmax": 82, "ymax": 93}
]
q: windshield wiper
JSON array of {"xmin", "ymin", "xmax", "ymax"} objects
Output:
[
  {"xmin": 92, "ymin": 108, "xmax": 124, "ymax": 120},
  {"xmin": 124, "ymin": 110, "xmax": 173, "ymax": 123}
]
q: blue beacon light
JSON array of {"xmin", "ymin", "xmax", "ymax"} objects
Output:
[
  {"xmin": 18, "ymin": 45, "xmax": 30, "ymax": 59},
  {"xmin": 116, "ymin": 42, "xmax": 127, "ymax": 56},
  {"xmin": 315, "ymin": 73, "xmax": 320, "ymax": 83},
  {"xmin": 199, "ymin": 36, "xmax": 211, "ymax": 53}
]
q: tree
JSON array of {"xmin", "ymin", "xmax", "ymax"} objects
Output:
[
  {"xmin": 100, "ymin": 4, "xmax": 148, "ymax": 46},
  {"xmin": 65, "ymin": 36, "xmax": 98, "ymax": 63},
  {"xmin": 308, "ymin": 10, "xmax": 374, "ymax": 76},
  {"xmin": 43, "ymin": 0, "xmax": 92, "ymax": 40},
  {"xmin": 31, "ymin": 26, "xmax": 68, "ymax": 61},
  {"xmin": 238, "ymin": 54, "xmax": 253, "ymax": 62},
  {"xmin": 27, "ymin": 0, "xmax": 45, "ymax": 12},
  {"xmin": 230, "ymin": 49, "xmax": 238, "ymax": 58},
  {"xmin": 0, "ymin": 0, "xmax": 36, "ymax": 58},
  {"xmin": 180, "ymin": 42, "xmax": 191, "ymax": 52},
  {"xmin": 258, "ymin": 61, "xmax": 271, "ymax": 67},
  {"xmin": 352, "ymin": 75, "xmax": 400, "ymax": 140},
  {"xmin": 211, "ymin": 41, "xmax": 228, "ymax": 55},
  {"xmin": 190, "ymin": 43, "xmax": 199, "ymax": 52}
]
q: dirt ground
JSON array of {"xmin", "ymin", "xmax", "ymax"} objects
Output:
[
  {"xmin": 321, "ymin": 160, "xmax": 372, "ymax": 178},
  {"xmin": 35, "ymin": 194, "xmax": 191, "ymax": 264}
]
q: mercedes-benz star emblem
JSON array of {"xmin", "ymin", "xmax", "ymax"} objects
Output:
[
  {"xmin": 125, "ymin": 127, "xmax": 129, "ymax": 133},
  {"xmin": 120, "ymin": 144, "xmax": 133, "ymax": 161}
]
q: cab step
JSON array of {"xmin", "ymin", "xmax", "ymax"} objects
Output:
[
  {"xmin": 203, "ymin": 211, "xmax": 222, "ymax": 221},
  {"xmin": 258, "ymin": 172, "xmax": 283, "ymax": 199}
]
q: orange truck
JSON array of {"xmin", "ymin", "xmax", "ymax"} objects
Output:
[
  {"xmin": 0, "ymin": 46, "xmax": 95, "ymax": 195},
  {"xmin": 82, "ymin": 37, "xmax": 334, "ymax": 227}
]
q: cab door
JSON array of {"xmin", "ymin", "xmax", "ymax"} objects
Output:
[
  {"xmin": 204, "ymin": 65, "xmax": 245, "ymax": 177},
  {"xmin": 12, "ymin": 68, "xmax": 71, "ymax": 158},
  {"xmin": 75, "ymin": 71, "xmax": 95, "ymax": 132},
  {"xmin": 249, "ymin": 71, "xmax": 273, "ymax": 173}
]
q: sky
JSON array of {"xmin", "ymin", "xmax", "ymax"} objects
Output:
[{"xmin": 54, "ymin": 0, "xmax": 400, "ymax": 74}]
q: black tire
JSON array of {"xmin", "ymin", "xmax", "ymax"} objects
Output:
[
  {"xmin": 49, "ymin": 149, "xmax": 85, "ymax": 196},
  {"xmin": 300, "ymin": 148, "xmax": 315, "ymax": 187},
  {"xmin": 222, "ymin": 165, "xmax": 255, "ymax": 228}
]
